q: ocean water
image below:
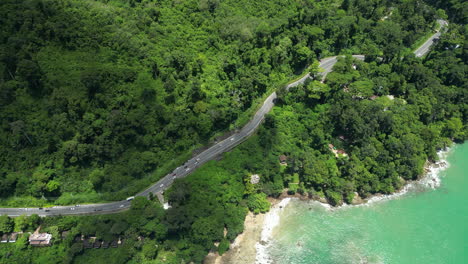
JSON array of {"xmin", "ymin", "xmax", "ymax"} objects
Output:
[{"xmin": 267, "ymin": 143, "xmax": 468, "ymax": 264}]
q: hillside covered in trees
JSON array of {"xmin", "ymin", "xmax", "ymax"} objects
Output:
[
  {"xmin": 0, "ymin": 0, "xmax": 466, "ymax": 263},
  {"xmin": 0, "ymin": 0, "xmax": 446, "ymax": 205}
]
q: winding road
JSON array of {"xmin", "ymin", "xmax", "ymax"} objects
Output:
[{"xmin": 0, "ymin": 20, "xmax": 446, "ymax": 217}]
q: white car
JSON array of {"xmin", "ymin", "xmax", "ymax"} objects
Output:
[
  {"xmin": 231, "ymin": 137, "xmax": 234, "ymax": 141},
  {"xmin": 173, "ymin": 176, "xmax": 176, "ymax": 179},
  {"xmin": 70, "ymin": 207, "xmax": 75, "ymax": 210},
  {"xmin": 160, "ymin": 184, "xmax": 164, "ymax": 188},
  {"xmin": 186, "ymin": 168, "xmax": 190, "ymax": 171},
  {"xmin": 119, "ymin": 204, "xmax": 124, "ymax": 208}
]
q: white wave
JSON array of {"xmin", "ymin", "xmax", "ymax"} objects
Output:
[{"xmin": 255, "ymin": 198, "xmax": 294, "ymax": 264}]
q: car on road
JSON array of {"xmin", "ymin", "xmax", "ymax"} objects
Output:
[
  {"xmin": 231, "ymin": 137, "xmax": 234, "ymax": 141},
  {"xmin": 126, "ymin": 196, "xmax": 135, "ymax": 201},
  {"xmin": 45, "ymin": 209, "xmax": 50, "ymax": 212},
  {"xmin": 186, "ymin": 168, "xmax": 190, "ymax": 171},
  {"xmin": 173, "ymin": 176, "xmax": 176, "ymax": 179},
  {"xmin": 119, "ymin": 204, "xmax": 124, "ymax": 208},
  {"xmin": 160, "ymin": 184, "xmax": 164, "ymax": 188},
  {"xmin": 70, "ymin": 207, "xmax": 75, "ymax": 210}
]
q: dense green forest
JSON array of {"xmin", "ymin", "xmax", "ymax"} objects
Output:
[
  {"xmin": 0, "ymin": 0, "xmax": 443, "ymax": 205},
  {"xmin": 0, "ymin": 0, "xmax": 466, "ymax": 263}
]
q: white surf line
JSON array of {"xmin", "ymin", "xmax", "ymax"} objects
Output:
[{"xmin": 255, "ymin": 197, "xmax": 295, "ymax": 264}]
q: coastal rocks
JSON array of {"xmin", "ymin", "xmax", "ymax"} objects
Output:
[
  {"xmin": 351, "ymin": 192, "xmax": 364, "ymax": 205},
  {"xmin": 309, "ymin": 194, "xmax": 328, "ymax": 204}
]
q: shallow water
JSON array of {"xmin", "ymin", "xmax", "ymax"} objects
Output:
[{"xmin": 267, "ymin": 143, "xmax": 468, "ymax": 264}]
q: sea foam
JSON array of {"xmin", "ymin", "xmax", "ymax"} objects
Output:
[{"xmin": 255, "ymin": 197, "xmax": 294, "ymax": 264}]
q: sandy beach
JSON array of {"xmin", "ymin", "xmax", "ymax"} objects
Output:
[{"xmin": 204, "ymin": 212, "xmax": 265, "ymax": 264}]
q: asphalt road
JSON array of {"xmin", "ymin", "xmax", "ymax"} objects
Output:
[
  {"xmin": 414, "ymin": 19, "xmax": 448, "ymax": 57},
  {"xmin": 0, "ymin": 21, "xmax": 446, "ymax": 217}
]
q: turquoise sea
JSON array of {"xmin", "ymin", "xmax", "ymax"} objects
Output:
[{"xmin": 267, "ymin": 143, "xmax": 468, "ymax": 264}]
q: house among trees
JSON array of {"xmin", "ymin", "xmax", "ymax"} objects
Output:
[
  {"xmin": 250, "ymin": 174, "xmax": 260, "ymax": 184},
  {"xmin": 29, "ymin": 232, "xmax": 52, "ymax": 246},
  {"xmin": 28, "ymin": 227, "xmax": 52, "ymax": 246},
  {"xmin": 328, "ymin": 144, "xmax": 348, "ymax": 158},
  {"xmin": 9, "ymin": 233, "xmax": 18, "ymax": 243},
  {"xmin": 279, "ymin": 155, "xmax": 288, "ymax": 165},
  {"xmin": 93, "ymin": 240, "xmax": 101, "ymax": 249},
  {"xmin": 102, "ymin": 241, "xmax": 109, "ymax": 249},
  {"xmin": 110, "ymin": 240, "xmax": 118, "ymax": 248},
  {"xmin": 1, "ymin": 234, "xmax": 8, "ymax": 243},
  {"xmin": 83, "ymin": 239, "xmax": 93, "ymax": 249}
]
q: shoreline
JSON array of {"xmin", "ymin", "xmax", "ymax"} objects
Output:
[{"xmin": 207, "ymin": 147, "xmax": 452, "ymax": 264}]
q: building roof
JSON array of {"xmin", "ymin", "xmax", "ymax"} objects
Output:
[
  {"xmin": 102, "ymin": 241, "xmax": 109, "ymax": 248},
  {"xmin": 83, "ymin": 239, "xmax": 93, "ymax": 248},
  {"xmin": 279, "ymin": 155, "xmax": 288, "ymax": 162},
  {"xmin": 1, "ymin": 234, "xmax": 8, "ymax": 242},
  {"xmin": 250, "ymin": 174, "xmax": 260, "ymax": 184},
  {"xmin": 29, "ymin": 233, "xmax": 52, "ymax": 246},
  {"xmin": 9, "ymin": 233, "xmax": 18, "ymax": 242},
  {"xmin": 93, "ymin": 240, "xmax": 101, "ymax": 248}
]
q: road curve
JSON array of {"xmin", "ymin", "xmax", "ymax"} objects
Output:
[
  {"xmin": 0, "ymin": 21, "xmax": 446, "ymax": 217},
  {"xmin": 0, "ymin": 57, "xmax": 344, "ymax": 217}
]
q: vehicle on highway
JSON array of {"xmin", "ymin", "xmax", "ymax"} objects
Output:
[
  {"xmin": 70, "ymin": 207, "xmax": 75, "ymax": 210},
  {"xmin": 186, "ymin": 168, "xmax": 190, "ymax": 171},
  {"xmin": 39, "ymin": 207, "xmax": 43, "ymax": 210},
  {"xmin": 75, "ymin": 204, "xmax": 80, "ymax": 207},
  {"xmin": 173, "ymin": 176, "xmax": 176, "ymax": 179},
  {"xmin": 119, "ymin": 204, "xmax": 124, "ymax": 208},
  {"xmin": 45, "ymin": 209, "xmax": 50, "ymax": 212},
  {"xmin": 231, "ymin": 137, "xmax": 234, "ymax": 141},
  {"xmin": 160, "ymin": 184, "xmax": 164, "ymax": 188},
  {"xmin": 126, "ymin": 196, "xmax": 135, "ymax": 201}
]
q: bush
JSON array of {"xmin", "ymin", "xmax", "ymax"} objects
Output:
[
  {"xmin": 218, "ymin": 238, "xmax": 230, "ymax": 255},
  {"xmin": 326, "ymin": 190, "xmax": 343, "ymax": 206},
  {"xmin": 247, "ymin": 193, "xmax": 271, "ymax": 214}
]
